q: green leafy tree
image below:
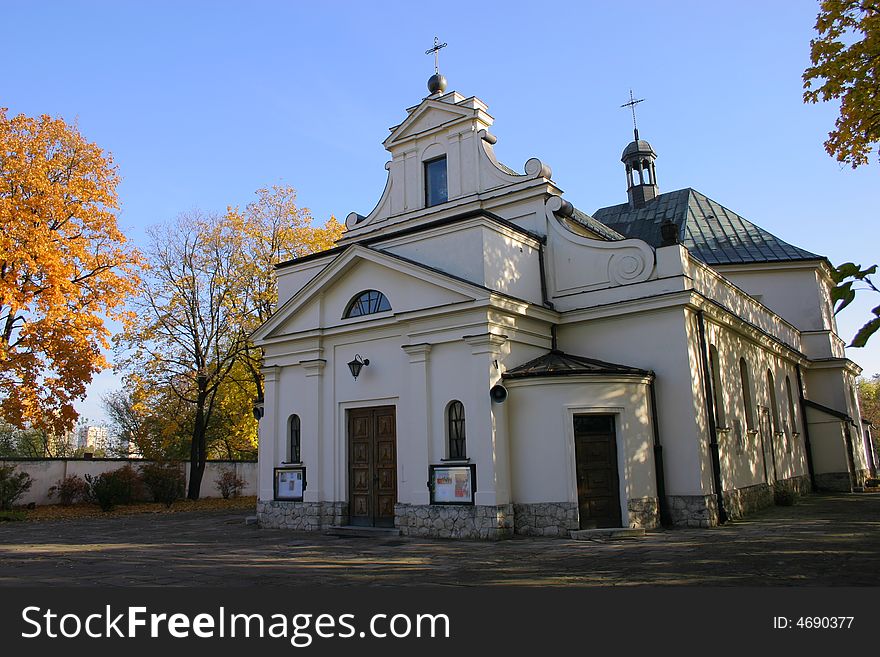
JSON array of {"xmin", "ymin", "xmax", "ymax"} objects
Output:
[
  {"xmin": 831, "ymin": 262, "xmax": 880, "ymax": 347},
  {"xmin": 803, "ymin": 1, "xmax": 880, "ymax": 167}
]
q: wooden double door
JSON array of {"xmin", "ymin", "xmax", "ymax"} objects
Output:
[
  {"xmin": 348, "ymin": 406, "xmax": 397, "ymax": 527},
  {"xmin": 573, "ymin": 414, "xmax": 622, "ymax": 529}
]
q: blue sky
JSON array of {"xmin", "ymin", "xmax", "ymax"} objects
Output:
[{"xmin": 4, "ymin": 0, "xmax": 878, "ymax": 425}]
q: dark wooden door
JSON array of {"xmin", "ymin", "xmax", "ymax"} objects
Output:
[
  {"xmin": 348, "ymin": 406, "xmax": 397, "ymax": 527},
  {"xmin": 573, "ymin": 414, "xmax": 622, "ymax": 529}
]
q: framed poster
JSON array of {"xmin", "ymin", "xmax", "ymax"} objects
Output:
[
  {"xmin": 274, "ymin": 466, "xmax": 307, "ymax": 501},
  {"xmin": 428, "ymin": 463, "xmax": 476, "ymax": 505}
]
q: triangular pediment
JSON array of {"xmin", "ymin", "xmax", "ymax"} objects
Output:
[
  {"xmin": 384, "ymin": 100, "xmax": 475, "ymax": 147},
  {"xmin": 253, "ymin": 246, "xmax": 484, "ymax": 342}
]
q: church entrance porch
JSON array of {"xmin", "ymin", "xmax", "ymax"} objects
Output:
[{"xmin": 347, "ymin": 406, "xmax": 397, "ymax": 528}]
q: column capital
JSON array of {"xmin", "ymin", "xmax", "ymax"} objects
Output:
[
  {"xmin": 463, "ymin": 333, "xmax": 508, "ymax": 354},
  {"xmin": 301, "ymin": 358, "xmax": 327, "ymax": 377},
  {"xmin": 260, "ymin": 365, "xmax": 280, "ymax": 383},
  {"xmin": 402, "ymin": 342, "xmax": 433, "ymax": 363}
]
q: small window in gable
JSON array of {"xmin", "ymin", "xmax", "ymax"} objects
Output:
[
  {"xmin": 425, "ymin": 156, "xmax": 448, "ymax": 207},
  {"xmin": 343, "ymin": 290, "xmax": 391, "ymax": 319}
]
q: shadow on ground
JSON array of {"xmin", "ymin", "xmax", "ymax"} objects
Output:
[{"xmin": 1, "ymin": 493, "xmax": 878, "ymax": 587}]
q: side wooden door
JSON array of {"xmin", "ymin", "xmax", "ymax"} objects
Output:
[{"xmin": 573, "ymin": 414, "xmax": 622, "ymax": 529}]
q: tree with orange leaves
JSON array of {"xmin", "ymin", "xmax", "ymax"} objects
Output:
[{"xmin": 0, "ymin": 108, "xmax": 139, "ymax": 435}]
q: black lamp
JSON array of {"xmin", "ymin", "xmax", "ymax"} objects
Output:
[{"xmin": 347, "ymin": 354, "xmax": 370, "ymax": 380}]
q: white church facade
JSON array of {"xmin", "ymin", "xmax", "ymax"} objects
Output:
[{"xmin": 252, "ymin": 74, "xmax": 875, "ymax": 539}]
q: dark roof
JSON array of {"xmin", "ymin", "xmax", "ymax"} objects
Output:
[
  {"xmin": 592, "ymin": 188, "xmax": 823, "ymax": 266},
  {"xmin": 571, "ymin": 207, "xmax": 625, "ymax": 241},
  {"xmin": 503, "ymin": 349, "xmax": 651, "ymax": 379},
  {"xmin": 622, "ymin": 139, "xmax": 656, "ymax": 160}
]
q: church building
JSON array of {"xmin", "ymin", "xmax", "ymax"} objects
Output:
[{"xmin": 252, "ymin": 66, "xmax": 874, "ymax": 539}]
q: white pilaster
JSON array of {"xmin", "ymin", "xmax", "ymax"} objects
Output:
[
  {"xmin": 464, "ymin": 333, "xmax": 511, "ymax": 506},
  {"xmin": 301, "ymin": 358, "xmax": 326, "ymax": 502},
  {"xmin": 402, "ymin": 343, "xmax": 433, "ymax": 505},
  {"xmin": 258, "ymin": 366, "xmax": 280, "ymax": 501}
]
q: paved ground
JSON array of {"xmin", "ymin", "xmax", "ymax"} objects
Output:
[{"xmin": 1, "ymin": 493, "xmax": 878, "ymax": 586}]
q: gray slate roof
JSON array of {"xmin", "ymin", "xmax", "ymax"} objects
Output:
[
  {"xmin": 571, "ymin": 207, "xmax": 625, "ymax": 241},
  {"xmin": 503, "ymin": 350, "xmax": 650, "ymax": 379},
  {"xmin": 592, "ymin": 188, "xmax": 822, "ymax": 266}
]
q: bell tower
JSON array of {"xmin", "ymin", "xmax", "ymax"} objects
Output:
[{"xmin": 620, "ymin": 91, "xmax": 659, "ymax": 209}]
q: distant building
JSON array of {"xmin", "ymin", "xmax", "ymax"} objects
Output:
[{"xmin": 77, "ymin": 425, "xmax": 110, "ymax": 453}]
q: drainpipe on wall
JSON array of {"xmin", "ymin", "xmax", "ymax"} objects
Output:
[
  {"xmin": 649, "ymin": 379, "xmax": 672, "ymax": 528},
  {"xmin": 795, "ymin": 364, "xmax": 817, "ymax": 492},
  {"xmin": 696, "ymin": 309, "xmax": 728, "ymax": 524}
]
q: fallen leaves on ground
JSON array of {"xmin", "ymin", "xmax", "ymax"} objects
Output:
[{"xmin": 19, "ymin": 496, "xmax": 257, "ymax": 522}]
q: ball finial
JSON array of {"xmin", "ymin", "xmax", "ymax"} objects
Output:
[{"xmin": 427, "ymin": 73, "xmax": 447, "ymax": 95}]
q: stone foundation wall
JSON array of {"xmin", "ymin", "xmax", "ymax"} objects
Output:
[
  {"xmin": 513, "ymin": 503, "xmax": 579, "ymax": 537},
  {"xmin": 815, "ymin": 471, "xmax": 853, "ymax": 492},
  {"xmin": 257, "ymin": 501, "xmax": 348, "ymax": 530},
  {"xmin": 395, "ymin": 503, "xmax": 514, "ymax": 540},
  {"xmin": 627, "ymin": 497, "xmax": 660, "ymax": 529},
  {"xmin": 723, "ymin": 483, "xmax": 773, "ymax": 520},
  {"xmin": 774, "ymin": 474, "xmax": 812, "ymax": 497},
  {"xmin": 667, "ymin": 494, "xmax": 719, "ymax": 528}
]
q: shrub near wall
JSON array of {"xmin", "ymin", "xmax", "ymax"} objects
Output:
[
  {"xmin": 0, "ymin": 464, "xmax": 33, "ymax": 511},
  {"xmin": 141, "ymin": 463, "xmax": 185, "ymax": 508},
  {"xmin": 0, "ymin": 459, "xmax": 258, "ymax": 505}
]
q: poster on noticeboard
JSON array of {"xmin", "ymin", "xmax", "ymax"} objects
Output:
[
  {"xmin": 274, "ymin": 467, "xmax": 306, "ymax": 501},
  {"xmin": 429, "ymin": 464, "xmax": 476, "ymax": 505}
]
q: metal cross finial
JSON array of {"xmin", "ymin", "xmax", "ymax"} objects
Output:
[
  {"xmin": 620, "ymin": 89, "xmax": 646, "ymax": 139},
  {"xmin": 425, "ymin": 36, "xmax": 447, "ymax": 74}
]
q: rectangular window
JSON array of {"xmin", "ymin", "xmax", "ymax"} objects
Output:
[{"xmin": 424, "ymin": 156, "xmax": 448, "ymax": 207}]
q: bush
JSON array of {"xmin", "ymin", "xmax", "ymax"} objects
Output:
[
  {"xmin": 0, "ymin": 464, "xmax": 33, "ymax": 511},
  {"xmin": 48, "ymin": 475, "xmax": 90, "ymax": 506},
  {"xmin": 112, "ymin": 464, "xmax": 147, "ymax": 504},
  {"xmin": 0, "ymin": 510, "xmax": 26, "ymax": 522},
  {"xmin": 86, "ymin": 468, "xmax": 129, "ymax": 511},
  {"xmin": 85, "ymin": 466, "xmax": 143, "ymax": 512},
  {"xmin": 141, "ymin": 463, "xmax": 185, "ymax": 508},
  {"xmin": 215, "ymin": 469, "xmax": 246, "ymax": 499}
]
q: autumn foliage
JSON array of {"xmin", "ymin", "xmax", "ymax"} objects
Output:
[
  {"xmin": 116, "ymin": 186, "xmax": 341, "ymax": 496},
  {"xmin": 0, "ymin": 108, "xmax": 139, "ymax": 433},
  {"xmin": 803, "ymin": 1, "xmax": 880, "ymax": 167}
]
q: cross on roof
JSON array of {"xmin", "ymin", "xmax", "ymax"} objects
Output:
[
  {"xmin": 425, "ymin": 36, "xmax": 447, "ymax": 74},
  {"xmin": 620, "ymin": 89, "xmax": 645, "ymax": 139}
]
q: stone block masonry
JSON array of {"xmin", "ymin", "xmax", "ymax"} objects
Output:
[
  {"xmin": 395, "ymin": 503, "xmax": 514, "ymax": 540},
  {"xmin": 627, "ymin": 496, "xmax": 660, "ymax": 529},
  {"xmin": 513, "ymin": 503, "xmax": 579, "ymax": 537},
  {"xmin": 257, "ymin": 501, "xmax": 348, "ymax": 530},
  {"xmin": 667, "ymin": 494, "xmax": 719, "ymax": 528}
]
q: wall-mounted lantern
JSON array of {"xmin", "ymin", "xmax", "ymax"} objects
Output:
[
  {"xmin": 252, "ymin": 395, "xmax": 265, "ymax": 420},
  {"xmin": 347, "ymin": 354, "xmax": 370, "ymax": 381}
]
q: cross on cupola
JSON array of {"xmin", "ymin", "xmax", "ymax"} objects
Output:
[
  {"xmin": 425, "ymin": 36, "xmax": 448, "ymax": 96},
  {"xmin": 620, "ymin": 89, "xmax": 645, "ymax": 141},
  {"xmin": 618, "ymin": 89, "xmax": 659, "ymax": 209}
]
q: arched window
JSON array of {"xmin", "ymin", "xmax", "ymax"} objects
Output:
[
  {"xmin": 709, "ymin": 345, "xmax": 726, "ymax": 428},
  {"xmin": 343, "ymin": 290, "xmax": 391, "ymax": 319},
  {"xmin": 447, "ymin": 401, "xmax": 466, "ymax": 460},
  {"xmin": 288, "ymin": 415, "xmax": 301, "ymax": 463},
  {"xmin": 767, "ymin": 370, "xmax": 781, "ymax": 434},
  {"xmin": 739, "ymin": 358, "xmax": 755, "ymax": 431},
  {"xmin": 785, "ymin": 376, "xmax": 798, "ymax": 436}
]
